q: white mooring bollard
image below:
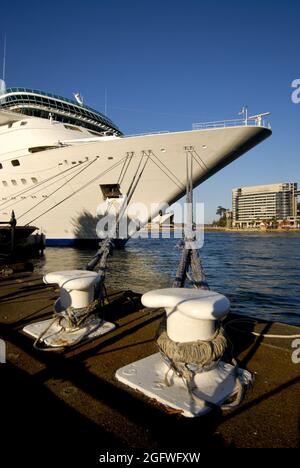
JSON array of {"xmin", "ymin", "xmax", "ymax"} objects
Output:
[
  {"xmin": 44, "ymin": 270, "xmax": 100, "ymax": 310},
  {"xmin": 116, "ymin": 288, "xmax": 251, "ymax": 417},
  {"xmin": 23, "ymin": 270, "xmax": 115, "ymax": 349}
]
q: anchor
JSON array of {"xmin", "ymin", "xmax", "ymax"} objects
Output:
[{"xmin": 116, "ymin": 149, "xmax": 252, "ymax": 417}]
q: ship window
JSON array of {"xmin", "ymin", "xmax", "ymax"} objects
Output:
[
  {"xmin": 28, "ymin": 145, "xmax": 59, "ymax": 153},
  {"xmin": 11, "ymin": 180, "xmax": 17, "ymax": 186},
  {"xmin": 0, "ymin": 163, "xmax": 2, "ymax": 169},
  {"xmin": 11, "ymin": 159, "xmax": 20, "ymax": 167},
  {"xmin": 20, "ymin": 121, "xmax": 27, "ymax": 126},
  {"xmin": 2, "ymin": 181, "xmax": 8, "ymax": 187},
  {"xmin": 31, "ymin": 177, "xmax": 38, "ymax": 184},
  {"xmin": 100, "ymin": 184, "xmax": 122, "ymax": 200},
  {"xmin": 21, "ymin": 179, "xmax": 27, "ymax": 185}
]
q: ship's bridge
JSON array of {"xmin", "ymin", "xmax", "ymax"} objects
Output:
[{"xmin": 0, "ymin": 87, "xmax": 123, "ymax": 136}]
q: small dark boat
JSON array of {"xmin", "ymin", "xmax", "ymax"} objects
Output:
[
  {"xmin": 0, "ymin": 225, "xmax": 37, "ymax": 248},
  {"xmin": 0, "ymin": 211, "xmax": 45, "ymax": 259}
]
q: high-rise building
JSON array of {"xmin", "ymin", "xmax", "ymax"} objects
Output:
[{"xmin": 232, "ymin": 183, "xmax": 299, "ymax": 228}]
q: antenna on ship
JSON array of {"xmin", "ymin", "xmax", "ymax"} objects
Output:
[
  {"xmin": 0, "ymin": 33, "xmax": 7, "ymax": 95},
  {"xmin": 2, "ymin": 33, "xmax": 6, "ymax": 80},
  {"xmin": 73, "ymin": 91, "xmax": 84, "ymax": 105},
  {"xmin": 104, "ymin": 88, "xmax": 107, "ymax": 115}
]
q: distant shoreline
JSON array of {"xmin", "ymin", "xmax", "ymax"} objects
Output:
[
  {"xmin": 145, "ymin": 225, "xmax": 300, "ymax": 233},
  {"xmin": 204, "ymin": 227, "xmax": 300, "ymax": 233}
]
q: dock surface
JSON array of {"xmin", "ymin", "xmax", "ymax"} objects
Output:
[{"xmin": 0, "ymin": 272, "xmax": 299, "ymax": 461}]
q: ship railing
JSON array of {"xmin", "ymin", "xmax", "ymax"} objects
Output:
[
  {"xmin": 127, "ymin": 130, "xmax": 171, "ymax": 137},
  {"xmin": 192, "ymin": 115, "xmax": 271, "ymax": 130},
  {"xmin": 4, "ymin": 103, "xmax": 112, "ymax": 133},
  {"xmin": 127, "ymin": 114, "xmax": 271, "ymax": 137},
  {"xmin": 2, "ymin": 88, "xmax": 118, "ymax": 129}
]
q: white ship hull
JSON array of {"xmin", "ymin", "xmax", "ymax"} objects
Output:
[{"xmin": 0, "ymin": 112, "xmax": 271, "ymax": 245}]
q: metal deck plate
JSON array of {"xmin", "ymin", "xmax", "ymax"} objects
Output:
[
  {"xmin": 116, "ymin": 353, "xmax": 247, "ymax": 417},
  {"xmin": 23, "ymin": 317, "xmax": 115, "ymax": 348}
]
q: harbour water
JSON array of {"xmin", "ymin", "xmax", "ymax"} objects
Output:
[{"xmin": 33, "ymin": 232, "xmax": 300, "ymax": 326}]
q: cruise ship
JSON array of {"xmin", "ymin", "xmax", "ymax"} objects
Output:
[{"xmin": 0, "ymin": 80, "xmax": 272, "ymax": 245}]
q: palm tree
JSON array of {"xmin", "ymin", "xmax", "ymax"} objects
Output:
[{"xmin": 216, "ymin": 206, "xmax": 227, "ymax": 218}]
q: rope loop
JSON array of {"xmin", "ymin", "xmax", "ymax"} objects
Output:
[
  {"xmin": 156, "ymin": 318, "xmax": 248, "ymax": 410},
  {"xmin": 156, "ymin": 317, "xmax": 227, "ymax": 371}
]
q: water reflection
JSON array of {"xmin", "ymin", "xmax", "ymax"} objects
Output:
[{"xmin": 33, "ymin": 232, "xmax": 300, "ymax": 326}]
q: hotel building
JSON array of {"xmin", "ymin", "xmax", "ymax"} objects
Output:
[{"xmin": 232, "ymin": 182, "xmax": 299, "ymax": 228}]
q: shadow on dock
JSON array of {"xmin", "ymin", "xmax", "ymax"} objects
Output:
[{"xmin": 0, "ymin": 272, "xmax": 299, "ymax": 459}]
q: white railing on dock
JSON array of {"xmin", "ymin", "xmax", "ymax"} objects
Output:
[{"xmin": 192, "ymin": 116, "xmax": 271, "ymax": 130}]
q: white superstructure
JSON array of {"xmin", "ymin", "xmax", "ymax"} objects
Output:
[{"xmin": 0, "ymin": 85, "xmax": 272, "ymax": 245}]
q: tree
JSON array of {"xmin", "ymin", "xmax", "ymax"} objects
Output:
[
  {"xmin": 271, "ymin": 217, "xmax": 278, "ymax": 228},
  {"xmin": 218, "ymin": 216, "xmax": 227, "ymax": 227},
  {"xmin": 216, "ymin": 206, "xmax": 227, "ymax": 218},
  {"xmin": 214, "ymin": 206, "xmax": 228, "ymax": 227}
]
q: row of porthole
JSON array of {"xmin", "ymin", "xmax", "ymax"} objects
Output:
[
  {"xmin": 0, "ymin": 159, "xmax": 21, "ymax": 169},
  {"xmin": 2, "ymin": 177, "xmax": 38, "ymax": 187},
  {"xmin": 58, "ymin": 160, "xmax": 83, "ymax": 166},
  {"xmin": 2, "ymin": 195, "xmax": 47, "ymax": 200}
]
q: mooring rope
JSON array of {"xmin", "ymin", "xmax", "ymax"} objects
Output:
[
  {"xmin": 156, "ymin": 318, "xmax": 245, "ymax": 410},
  {"xmin": 156, "ymin": 317, "xmax": 227, "ymax": 369},
  {"xmin": 33, "ymin": 238, "xmax": 113, "ymax": 352},
  {"xmin": 153, "ymin": 148, "xmax": 248, "ymax": 410},
  {"xmin": 225, "ymin": 318, "xmax": 300, "ymax": 339},
  {"xmin": 33, "ymin": 310, "xmax": 105, "ymax": 352}
]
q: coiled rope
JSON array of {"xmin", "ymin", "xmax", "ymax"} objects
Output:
[
  {"xmin": 33, "ymin": 298, "xmax": 104, "ymax": 352},
  {"xmin": 157, "ymin": 317, "xmax": 227, "ymax": 369},
  {"xmin": 156, "ymin": 317, "xmax": 245, "ymax": 410}
]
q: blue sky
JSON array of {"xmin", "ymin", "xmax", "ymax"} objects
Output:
[{"xmin": 1, "ymin": 0, "xmax": 299, "ymax": 222}]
